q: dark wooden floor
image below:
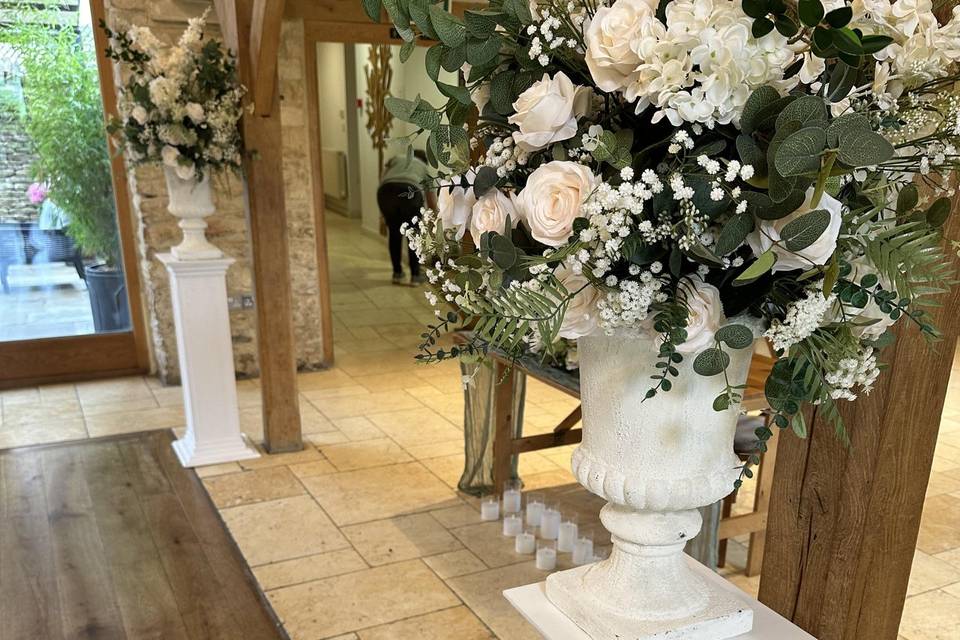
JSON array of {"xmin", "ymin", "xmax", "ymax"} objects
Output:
[{"xmin": 0, "ymin": 430, "xmax": 285, "ymax": 640}]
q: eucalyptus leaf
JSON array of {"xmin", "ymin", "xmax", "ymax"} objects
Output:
[
  {"xmin": 408, "ymin": 0, "xmax": 438, "ymax": 39},
  {"xmin": 489, "ymin": 233, "xmax": 518, "ymax": 269},
  {"xmin": 775, "ymin": 127, "xmax": 827, "ymax": 177},
  {"xmin": 837, "ymin": 130, "xmax": 894, "ymax": 167},
  {"xmin": 776, "ymin": 95, "xmax": 828, "ymax": 130},
  {"xmin": 694, "ymin": 348, "xmax": 731, "ymax": 376},
  {"xmin": 429, "ymin": 5, "xmax": 467, "ymax": 47},
  {"xmin": 425, "ymin": 45, "xmax": 443, "ymax": 81},
  {"xmin": 463, "ymin": 9, "xmax": 501, "ymax": 38},
  {"xmin": 741, "ymin": 86, "xmax": 781, "ymax": 135},
  {"xmin": 927, "ymin": 197, "xmax": 952, "ymax": 227},
  {"xmin": 399, "ymin": 39, "xmax": 416, "ymax": 63},
  {"xmin": 781, "ymin": 209, "xmax": 831, "ymax": 251},
  {"xmin": 715, "ymin": 324, "xmax": 754, "ymax": 349},
  {"xmin": 798, "ymin": 0, "xmax": 824, "ymax": 27},
  {"xmin": 489, "ymin": 71, "xmax": 515, "ymax": 114},
  {"xmin": 734, "ymin": 249, "xmax": 778, "ymax": 285},
  {"xmin": 466, "ymin": 34, "xmax": 503, "ymax": 66},
  {"xmin": 826, "ymin": 61, "xmax": 857, "ymax": 103},
  {"xmin": 737, "ymin": 134, "xmax": 767, "ymax": 176},
  {"xmin": 438, "ymin": 81, "xmax": 472, "ymax": 106},
  {"xmin": 362, "ymin": 0, "xmax": 382, "ymax": 22},
  {"xmin": 896, "ymin": 184, "xmax": 919, "ymax": 214},
  {"xmin": 826, "ymin": 112, "xmax": 871, "ymax": 147},
  {"xmin": 473, "ymin": 165, "xmax": 499, "ymax": 198},
  {"xmin": 715, "ymin": 213, "xmax": 754, "ymax": 256}
]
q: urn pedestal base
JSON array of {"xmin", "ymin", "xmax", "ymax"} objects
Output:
[{"xmin": 546, "ymin": 564, "xmax": 753, "ymax": 640}]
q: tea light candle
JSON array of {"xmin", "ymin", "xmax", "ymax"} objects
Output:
[
  {"xmin": 557, "ymin": 518, "xmax": 579, "ymax": 552},
  {"xmin": 540, "ymin": 506, "xmax": 561, "ymax": 540},
  {"xmin": 536, "ymin": 540, "xmax": 557, "ymax": 571},
  {"xmin": 502, "ymin": 513, "xmax": 523, "ymax": 537},
  {"xmin": 515, "ymin": 530, "xmax": 536, "ymax": 554},
  {"xmin": 502, "ymin": 480, "xmax": 522, "ymax": 514},
  {"xmin": 525, "ymin": 493, "xmax": 544, "ymax": 527},
  {"xmin": 480, "ymin": 496, "xmax": 500, "ymax": 521},
  {"xmin": 572, "ymin": 536, "xmax": 594, "ymax": 565}
]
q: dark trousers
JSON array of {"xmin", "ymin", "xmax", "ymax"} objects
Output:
[{"xmin": 377, "ymin": 184, "xmax": 422, "ymax": 277}]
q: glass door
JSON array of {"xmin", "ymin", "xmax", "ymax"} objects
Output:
[{"xmin": 0, "ymin": 0, "xmax": 147, "ymax": 387}]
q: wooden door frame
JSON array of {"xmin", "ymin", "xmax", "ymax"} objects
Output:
[{"xmin": 0, "ymin": 0, "xmax": 150, "ymax": 389}]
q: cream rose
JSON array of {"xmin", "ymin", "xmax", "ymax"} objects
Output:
[
  {"xmin": 556, "ymin": 265, "xmax": 601, "ymax": 339},
  {"xmin": 746, "ymin": 188, "xmax": 843, "ymax": 272},
  {"xmin": 676, "ymin": 277, "xmax": 726, "ymax": 354},
  {"xmin": 470, "ymin": 190, "xmax": 518, "ymax": 247},
  {"xmin": 508, "ymin": 72, "xmax": 592, "ymax": 152},
  {"xmin": 584, "ymin": 0, "xmax": 657, "ymax": 94},
  {"xmin": 437, "ymin": 173, "xmax": 476, "ymax": 241},
  {"xmin": 514, "ymin": 161, "xmax": 598, "ymax": 247}
]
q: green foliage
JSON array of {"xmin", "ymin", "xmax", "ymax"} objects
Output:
[{"xmin": 2, "ymin": 6, "xmax": 120, "ymax": 267}]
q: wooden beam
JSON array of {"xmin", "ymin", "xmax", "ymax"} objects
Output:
[
  {"xmin": 286, "ymin": 0, "xmax": 375, "ymax": 23},
  {"xmin": 302, "ymin": 36, "xmax": 335, "ymax": 365},
  {"xmin": 510, "ymin": 429, "xmax": 582, "ymax": 455},
  {"xmin": 249, "ymin": 0, "xmax": 285, "ymax": 116},
  {"xmin": 758, "ymin": 209, "xmax": 960, "ymax": 638},
  {"xmin": 221, "ymin": 0, "xmax": 303, "ymax": 453}
]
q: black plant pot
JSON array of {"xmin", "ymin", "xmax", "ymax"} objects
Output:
[{"xmin": 85, "ymin": 264, "xmax": 130, "ymax": 333}]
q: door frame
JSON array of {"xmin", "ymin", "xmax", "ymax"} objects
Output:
[{"xmin": 0, "ymin": 0, "xmax": 150, "ymax": 389}]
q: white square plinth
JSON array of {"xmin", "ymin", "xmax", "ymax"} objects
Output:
[{"xmin": 504, "ymin": 556, "xmax": 815, "ymax": 640}]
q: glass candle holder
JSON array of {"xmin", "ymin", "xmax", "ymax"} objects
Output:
[
  {"xmin": 536, "ymin": 539, "xmax": 557, "ymax": 571},
  {"xmin": 502, "ymin": 513, "xmax": 523, "ymax": 537},
  {"xmin": 557, "ymin": 514, "xmax": 579, "ymax": 552},
  {"xmin": 480, "ymin": 494, "xmax": 500, "ymax": 521},
  {"xmin": 572, "ymin": 534, "xmax": 594, "ymax": 566},
  {"xmin": 525, "ymin": 492, "xmax": 544, "ymax": 527},
  {"xmin": 515, "ymin": 528, "xmax": 536, "ymax": 554},
  {"xmin": 539, "ymin": 504, "xmax": 561, "ymax": 540},
  {"xmin": 502, "ymin": 480, "xmax": 522, "ymax": 514}
]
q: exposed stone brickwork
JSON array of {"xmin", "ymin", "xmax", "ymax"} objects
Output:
[
  {"xmin": 0, "ymin": 117, "xmax": 39, "ymax": 223},
  {"xmin": 104, "ymin": 0, "xmax": 326, "ymax": 384}
]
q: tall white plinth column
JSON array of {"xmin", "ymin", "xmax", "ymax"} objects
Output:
[{"xmin": 158, "ymin": 253, "xmax": 260, "ymax": 467}]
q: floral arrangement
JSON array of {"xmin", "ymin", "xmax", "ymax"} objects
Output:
[
  {"xmin": 370, "ymin": 0, "xmax": 959, "ymax": 478},
  {"xmin": 101, "ymin": 10, "xmax": 244, "ymax": 181}
]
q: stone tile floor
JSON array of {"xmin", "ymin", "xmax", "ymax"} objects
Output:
[
  {"xmin": 2, "ymin": 214, "xmax": 960, "ymax": 639},
  {"xmin": 0, "ymin": 262, "xmax": 94, "ymax": 341}
]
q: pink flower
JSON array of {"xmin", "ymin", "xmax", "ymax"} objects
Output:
[{"xmin": 27, "ymin": 182, "xmax": 48, "ymax": 205}]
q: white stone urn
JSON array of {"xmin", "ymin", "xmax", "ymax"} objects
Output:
[
  {"xmin": 163, "ymin": 166, "xmax": 223, "ymax": 260},
  {"xmin": 546, "ymin": 332, "xmax": 755, "ymax": 639}
]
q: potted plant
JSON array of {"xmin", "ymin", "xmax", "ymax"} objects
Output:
[
  {"xmin": 102, "ymin": 9, "xmax": 245, "ymax": 260},
  {"xmin": 370, "ymin": 0, "xmax": 960, "ymax": 636},
  {"xmin": 3, "ymin": 4, "xmax": 128, "ymax": 332}
]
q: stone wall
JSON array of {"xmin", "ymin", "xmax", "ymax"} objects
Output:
[
  {"xmin": 104, "ymin": 0, "xmax": 326, "ymax": 383},
  {"xmin": 0, "ymin": 116, "xmax": 38, "ymax": 223}
]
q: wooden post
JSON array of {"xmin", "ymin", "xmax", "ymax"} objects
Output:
[
  {"xmin": 758, "ymin": 212, "xmax": 960, "ymax": 638},
  {"xmin": 214, "ymin": 0, "xmax": 303, "ymax": 453}
]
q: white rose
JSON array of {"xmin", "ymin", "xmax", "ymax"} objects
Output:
[
  {"xmin": 131, "ymin": 105, "xmax": 148, "ymax": 125},
  {"xmin": 508, "ymin": 72, "xmax": 592, "ymax": 152},
  {"xmin": 584, "ymin": 0, "xmax": 658, "ymax": 94},
  {"xmin": 161, "ymin": 145, "xmax": 180, "ymax": 168},
  {"xmin": 746, "ymin": 188, "xmax": 843, "ymax": 272},
  {"xmin": 470, "ymin": 190, "xmax": 518, "ymax": 248},
  {"xmin": 437, "ymin": 174, "xmax": 476, "ymax": 241},
  {"xmin": 514, "ymin": 161, "xmax": 599, "ymax": 247},
  {"xmin": 676, "ymin": 277, "xmax": 726, "ymax": 355},
  {"xmin": 175, "ymin": 161, "xmax": 196, "ymax": 181},
  {"xmin": 185, "ymin": 102, "xmax": 206, "ymax": 123},
  {"xmin": 556, "ymin": 264, "xmax": 601, "ymax": 339}
]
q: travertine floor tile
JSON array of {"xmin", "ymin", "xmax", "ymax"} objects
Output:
[
  {"xmin": 342, "ymin": 513, "xmax": 462, "ymax": 566},
  {"xmin": 430, "ymin": 504, "xmax": 482, "ymax": 529},
  {"xmin": 296, "ymin": 369, "xmax": 357, "ymax": 391},
  {"xmin": 446, "ymin": 562, "xmax": 546, "ymax": 640},
  {"xmin": 450, "ymin": 521, "xmax": 531, "ymax": 569},
  {"xmin": 221, "ymin": 495, "xmax": 349, "ymax": 565},
  {"xmin": 289, "ymin": 459, "xmax": 337, "ymax": 478},
  {"xmin": 0, "ymin": 418, "xmax": 87, "ymax": 449},
  {"xmin": 356, "ymin": 605, "xmax": 494, "ymax": 639},
  {"xmin": 423, "ymin": 549, "xmax": 488, "ymax": 579},
  {"xmin": 403, "ymin": 439, "xmax": 464, "ymax": 460},
  {"xmin": 907, "ymin": 550, "xmax": 960, "ymax": 596},
  {"xmin": 203, "ymin": 466, "xmax": 305, "ymax": 508},
  {"xmin": 367, "ymin": 407, "xmax": 462, "ymax": 448},
  {"xmin": 899, "ymin": 589, "xmax": 960, "ymax": 640},
  {"xmin": 75, "ymin": 376, "xmax": 153, "ymax": 407},
  {"xmin": 267, "ymin": 559, "xmax": 458, "ymax": 639},
  {"xmin": 254, "ymin": 548, "xmax": 367, "ymax": 591},
  {"xmin": 302, "ymin": 462, "xmax": 458, "ymax": 526},
  {"xmin": 195, "ymin": 462, "xmax": 243, "ymax": 478},
  {"xmin": 333, "ymin": 416, "xmax": 386, "ymax": 441},
  {"xmin": 1, "ymin": 402, "xmax": 83, "ymax": 428},
  {"xmin": 239, "ymin": 447, "xmax": 324, "ymax": 470},
  {"xmin": 314, "ymin": 391, "xmax": 422, "ymax": 420},
  {"xmin": 320, "ymin": 438, "xmax": 413, "ymax": 471},
  {"xmin": 84, "ymin": 406, "xmax": 184, "ymax": 438},
  {"xmin": 917, "ymin": 494, "xmax": 960, "ymax": 554}
]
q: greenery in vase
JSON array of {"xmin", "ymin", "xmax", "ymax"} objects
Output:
[
  {"xmin": 101, "ymin": 9, "xmax": 245, "ymax": 182},
  {"xmin": 368, "ymin": 0, "xmax": 960, "ymax": 483},
  {"xmin": 1, "ymin": 3, "xmax": 120, "ymax": 267}
]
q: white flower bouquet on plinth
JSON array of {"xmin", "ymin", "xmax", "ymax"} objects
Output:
[
  {"xmin": 102, "ymin": 10, "xmax": 245, "ymax": 260},
  {"xmin": 366, "ymin": 0, "xmax": 960, "ymax": 637}
]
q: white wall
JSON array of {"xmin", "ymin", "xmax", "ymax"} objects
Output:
[
  {"xmin": 349, "ymin": 44, "xmax": 458, "ymax": 233},
  {"xmin": 316, "ymin": 42, "xmax": 348, "ymax": 153}
]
